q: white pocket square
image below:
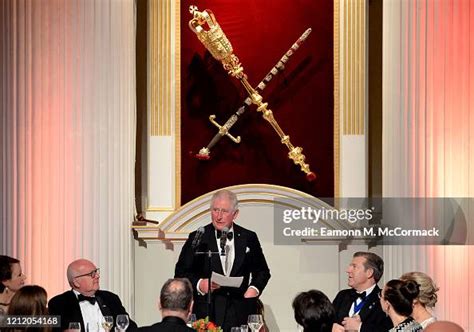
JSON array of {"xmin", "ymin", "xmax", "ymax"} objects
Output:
[{"xmin": 246, "ymin": 247, "xmax": 250, "ymax": 253}]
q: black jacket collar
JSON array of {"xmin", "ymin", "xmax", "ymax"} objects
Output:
[{"xmin": 162, "ymin": 315, "xmax": 187, "ymax": 325}]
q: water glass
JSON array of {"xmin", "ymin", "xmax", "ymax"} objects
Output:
[
  {"xmin": 102, "ymin": 316, "xmax": 114, "ymax": 331},
  {"xmin": 187, "ymin": 313, "xmax": 197, "ymax": 327},
  {"xmin": 116, "ymin": 315, "xmax": 129, "ymax": 331},
  {"xmin": 69, "ymin": 322, "xmax": 81, "ymax": 331},
  {"xmin": 241, "ymin": 325, "xmax": 249, "ymax": 332},
  {"xmin": 247, "ymin": 315, "xmax": 263, "ymax": 332}
]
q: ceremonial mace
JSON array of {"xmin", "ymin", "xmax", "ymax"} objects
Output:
[
  {"xmin": 195, "ymin": 28, "xmax": 312, "ymax": 161},
  {"xmin": 188, "ymin": 6, "xmax": 316, "ymax": 181}
]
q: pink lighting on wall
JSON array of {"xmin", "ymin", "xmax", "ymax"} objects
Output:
[
  {"xmin": 384, "ymin": 0, "xmax": 474, "ymax": 329},
  {"xmin": 1, "ymin": 0, "xmax": 136, "ymax": 307}
]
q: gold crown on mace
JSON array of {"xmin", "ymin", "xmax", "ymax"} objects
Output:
[{"xmin": 188, "ymin": 6, "xmax": 234, "ymax": 61}]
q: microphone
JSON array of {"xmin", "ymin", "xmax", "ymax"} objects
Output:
[
  {"xmin": 192, "ymin": 227, "xmax": 205, "ymax": 250},
  {"xmin": 220, "ymin": 227, "xmax": 229, "ymax": 255}
]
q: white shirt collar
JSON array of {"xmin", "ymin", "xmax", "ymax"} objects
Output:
[{"xmin": 359, "ymin": 283, "xmax": 377, "ymax": 296}]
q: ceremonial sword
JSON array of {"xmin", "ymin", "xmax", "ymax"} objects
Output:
[
  {"xmin": 195, "ymin": 28, "xmax": 312, "ymax": 160},
  {"xmin": 189, "ymin": 6, "xmax": 316, "ymax": 181}
]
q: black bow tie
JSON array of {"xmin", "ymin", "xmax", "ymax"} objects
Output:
[
  {"xmin": 351, "ymin": 290, "xmax": 366, "ymax": 301},
  {"xmin": 78, "ymin": 294, "xmax": 97, "ymax": 305},
  {"xmin": 216, "ymin": 230, "xmax": 234, "ymax": 241}
]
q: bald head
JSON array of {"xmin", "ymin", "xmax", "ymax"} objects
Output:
[
  {"xmin": 67, "ymin": 259, "xmax": 95, "ymax": 282},
  {"xmin": 160, "ymin": 278, "xmax": 193, "ymax": 311},
  {"xmin": 424, "ymin": 321, "xmax": 464, "ymax": 332},
  {"xmin": 66, "ymin": 259, "xmax": 100, "ymax": 296}
]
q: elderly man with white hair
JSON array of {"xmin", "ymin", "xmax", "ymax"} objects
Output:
[{"xmin": 175, "ymin": 189, "xmax": 271, "ymax": 331}]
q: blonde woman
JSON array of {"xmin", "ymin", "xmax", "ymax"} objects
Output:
[{"xmin": 401, "ymin": 272, "xmax": 439, "ymax": 328}]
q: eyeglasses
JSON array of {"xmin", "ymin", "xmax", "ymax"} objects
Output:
[{"xmin": 74, "ymin": 268, "xmax": 100, "ymax": 279}]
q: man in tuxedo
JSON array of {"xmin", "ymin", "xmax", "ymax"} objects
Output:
[
  {"xmin": 139, "ymin": 278, "xmax": 194, "ymax": 332},
  {"xmin": 48, "ymin": 258, "xmax": 137, "ymax": 331},
  {"xmin": 175, "ymin": 189, "xmax": 271, "ymax": 331},
  {"xmin": 332, "ymin": 252, "xmax": 392, "ymax": 332}
]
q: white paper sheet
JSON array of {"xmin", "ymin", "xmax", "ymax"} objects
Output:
[{"xmin": 211, "ymin": 272, "xmax": 244, "ymax": 288}]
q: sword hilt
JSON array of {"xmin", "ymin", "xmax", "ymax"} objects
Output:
[
  {"xmin": 209, "ymin": 115, "xmax": 241, "ymax": 143},
  {"xmin": 195, "ymin": 114, "xmax": 242, "ymax": 159},
  {"xmin": 195, "ymin": 107, "xmax": 246, "ymax": 160}
]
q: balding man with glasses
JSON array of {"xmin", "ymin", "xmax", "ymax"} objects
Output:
[{"xmin": 49, "ymin": 258, "xmax": 137, "ymax": 331}]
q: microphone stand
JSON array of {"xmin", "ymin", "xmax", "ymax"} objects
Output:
[{"xmin": 194, "ymin": 248, "xmax": 224, "ymax": 319}]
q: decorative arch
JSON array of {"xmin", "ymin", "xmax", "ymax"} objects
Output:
[{"xmin": 133, "ymin": 184, "xmax": 339, "ymax": 242}]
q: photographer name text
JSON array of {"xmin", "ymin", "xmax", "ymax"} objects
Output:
[{"xmin": 282, "ymin": 226, "xmax": 440, "ymax": 238}]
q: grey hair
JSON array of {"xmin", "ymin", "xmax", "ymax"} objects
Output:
[
  {"xmin": 210, "ymin": 189, "xmax": 238, "ymax": 211},
  {"xmin": 66, "ymin": 263, "xmax": 75, "ymax": 284},
  {"xmin": 160, "ymin": 278, "xmax": 193, "ymax": 311}
]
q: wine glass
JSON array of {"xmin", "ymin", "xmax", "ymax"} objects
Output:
[
  {"xmin": 116, "ymin": 315, "xmax": 129, "ymax": 331},
  {"xmin": 69, "ymin": 322, "xmax": 81, "ymax": 331},
  {"xmin": 102, "ymin": 316, "xmax": 114, "ymax": 331},
  {"xmin": 241, "ymin": 325, "xmax": 249, "ymax": 332},
  {"xmin": 247, "ymin": 315, "xmax": 263, "ymax": 332},
  {"xmin": 187, "ymin": 313, "xmax": 197, "ymax": 327}
]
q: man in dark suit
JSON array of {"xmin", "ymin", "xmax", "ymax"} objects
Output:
[
  {"xmin": 175, "ymin": 189, "xmax": 271, "ymax": 331},
  {"xmin": 48, "ymin": 259, "xmax": 137, "ymax": 331},
  {"xmin": 332, "ymin": 252, "xmax": 392, "ymax": 332},
  {"xmin": 139, "ymin": 278, "xmax": 194, "ymax": 332}
]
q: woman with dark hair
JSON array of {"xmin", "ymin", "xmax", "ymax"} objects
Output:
[
  {"xmin": 292, "ymin": 289, "xmax": 336, "ymax": 332},
  {"xmin": 0, "ymin": 256, "xmax": 26, "ymax": 313},
  {"xmin": 7, "ymin": 285, "xmax": 50, "ymax": 332},
  {"xmin": 379, "ymin": 280, "xmax": 423, "ymax": 332}
]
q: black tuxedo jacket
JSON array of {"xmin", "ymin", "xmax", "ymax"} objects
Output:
[
  {"xmin": 333, "ymin": 285, "xmax": 392, "ymax": 332},
  {"xmin": 175, "ymin": 223, "xmax": 271, "ymax": 331},
  {"xmin": 138, "ymin": 316, "xmax": 194, "ymax": 332},
  {"xmin": 48, "ymin": 289, "xmax": 137, "ymax": 331}
]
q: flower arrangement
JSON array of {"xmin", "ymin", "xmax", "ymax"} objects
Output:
[{"xmin": 192, "ymin": 316, "xmax": 223, "ymax": 332}]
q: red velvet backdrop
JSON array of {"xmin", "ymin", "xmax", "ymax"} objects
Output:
[{"xmin": 181, "ymin": 0, "xmax": 334, "ymax": 204}]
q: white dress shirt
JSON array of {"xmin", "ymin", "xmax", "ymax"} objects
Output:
[
  {"xmin": 73, "ymin": 290, "xmax": 105, "ymax": 331},
  {"xmin": 197, "ymin": 227, "xmax": 259, "ymax": 295},
  {"xmin": 216, "ymin": 227, "xmax": 235, "ymax": 275},
  {"xmin": 349, "ymin": 284, "xmax": 377, "ymax": 317}
]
